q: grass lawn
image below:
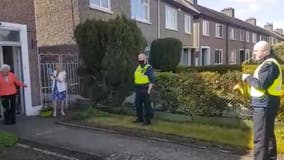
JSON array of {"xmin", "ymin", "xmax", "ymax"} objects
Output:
[
  {"xmin": 0, "ymin": 132, "xmax": 18, "ymax": 150},
  {"xmin": 71, "ymin": 107, "xmax": 284, "ymax": 153}
]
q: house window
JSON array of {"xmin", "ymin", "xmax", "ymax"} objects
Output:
[
  {"xmin": 165, "ymin": 5, "xmax": 177, "ymax": 30},
  {"xmin": 252, "ymin": 33, "xmax": 257, "ymax": 43},
  {"xmin": 202, "ymin": 20, "xmax": 209, "ymax": 36},
  {"xmin": 245, "ymin": 49, "xmax": 250, "ymax": 61},
  {"xmin": 131, "ymin": 0, "xmax": 150, "ymax": 23},
  {"xmin": 230, "ymin": 27, "xmax": 236, "ymax": 40},
  {"xmin": 215, "ymin": 49, "xmax": 223, "ymax": 64},
  {"xmin": 89, "ymin": 0, "xmax": 111, "ymax": 12},
  {"xmin": 184, "ymin": 14, "xmax": 192, "ymax": 34},
  {"xmin": 0, "ymin": 29, "xmax": 20, "ymax": 42},
  {"xmin": 246, "ymin": 31, "xmax": 250, "ymax": 42},
  {"xmin": 215, "ymin": 23, "xmax": 223, "ymax": 38},
  {"xmin": 229, "ymin": 49, "xmax": 237, "ymax": 64},
  {"xmin": 240, "ymin": 30, "xmax": 245, "ymax": 41}
]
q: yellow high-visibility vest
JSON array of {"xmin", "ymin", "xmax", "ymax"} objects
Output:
[
  {"xmin": 134, "ymin": 64, "xmax": 150, "ymax": 85},
  {"xmin": 250, "ymin": 58, "xmax": 282, "ymax": 97}
]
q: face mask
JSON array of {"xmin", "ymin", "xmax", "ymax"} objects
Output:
[{"xmin": 138, "ymin": 60, "xmax": 145, "ymax": 65}]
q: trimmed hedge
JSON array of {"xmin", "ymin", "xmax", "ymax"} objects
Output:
[
  {"xmin": 155, "ymin": 72, "xmax": 230, "ymax": 117},
  {"xmin": 150, "ymin": 38, "xmax": 182, "ymax": 71},
  {"xmin": 175, "ymin": 65, "xmax": 242, "ymax": 74}
]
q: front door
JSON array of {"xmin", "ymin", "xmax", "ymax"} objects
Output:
[
  {"xmin": 0, "ymin": 45, "xmax": 25, "ymax": 114},
  {"xmin": 201, "ymin": 48, "xmax": 210, "ymax": 66}
]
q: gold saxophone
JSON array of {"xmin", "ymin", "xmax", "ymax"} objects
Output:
[
  {"xmin": 233, "ymin": 81, "xmax": 250, "ymax": 99},
  {"xmin": 233, "ymin": 57, "xmax": 254, "ymax": 99}
]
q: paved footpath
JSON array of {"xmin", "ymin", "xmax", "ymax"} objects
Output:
[{"xmin": 0, "ymin": 116, "xmax": 253, "ymax": 160}]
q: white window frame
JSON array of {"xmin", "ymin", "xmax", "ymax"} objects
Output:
[
  {"xmin": 230, "ymin": 27, "xmax": 236, "ymax": 40},
  {"xmin": 180, "ymin": 48, "xmax": 192, "ymax": 66},
  {"xmin": 252, "ymin": 33, "xmax": 257, "ymax": 43},
  {"xmin": 200, "ymin": 46, "xmax": 211, "ymax": 66},
  {"xmin": 184, "ymin": 14, "xmax": 192, "ymax": 34},
  {"xmin": 131, "ymin": 0, "xmax": 150, "ymax": 24},
  {"xmin": 89, "ymin": 0, "xmax": 112, "ymax": 13},
  {"xmin": 246, "ymin": 31, "xmax": 250, "ymax": 42},
  {"xmin": 202, "ymin": 20, "xmax": 209, "ymax": 36},
  {"xmin": 215, "ymin": 23, "xmax": 224, "ymax": 38},
  {"xmin": 214, "ymin": 49, "xmax": 223, "ymax": 64},
  {"xmin": 229, "ymin": 49, "xmax": 237, "ymax": 64},
  {"xmin": 240, "ymin": 29, "xmax": 245, "ymax": 41},
  {"xmin": 245, "ymin": 49, "xmax": 250, "ymax": 61},
  {"xmin": 165, "ymin": 5, "xmax": 178, "ymax": 31}
]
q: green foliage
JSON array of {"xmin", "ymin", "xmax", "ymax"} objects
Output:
[
  {"xmin": 155, "ymin": 72, "xmax": 227, "ymax": 117},
  {"xmin": 175, "ymin": 65, "xmax": 242, "ymax": 74},
  {"xmin": 0, "ymin": 132, "xmax": 18, "ymax": 147},
  {"xmin": 273, "ymin": 43, "xmax": 284, "ymax": 63},
  {"xmin": 72, "ymin": 106, "xmax": 109, "ymax": 121},
  {"xmin": 39, "ymin": 106, "xmax": 53, "ymax": 118},
  {"xmin": 149, "ymin": 38, "xmax": 182, "ymax": 71},
  {"xmin": 75, "ymin": 15, "xmax": 146, "ymax": 106}
]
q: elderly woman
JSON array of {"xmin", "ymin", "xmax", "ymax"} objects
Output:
[
  {"xmin": 51, "ymin": 64, "xmax": 67, "ymax": 117},
  {"xmin": 0, "ymin": 64, "xmax": 26, "ymax": 125}
]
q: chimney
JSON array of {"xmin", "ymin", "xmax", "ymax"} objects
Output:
[
  {"xmin": 275, "ymin": 29, "xmax": 283, "ymax": 35},
  {"xmin": 221, "ymin": 7, "xmax": 235, "ymax": 18},
  {"xmin": 186, "ymin": 0, "xmax": 197, "ymax": 4},
  {"xmin": 264, "ymin": 23, "xmax": 273, "ymax": 31},
  {"xmin": 246, "ymin": 18, "xmax": 256, "ymax": 26}
]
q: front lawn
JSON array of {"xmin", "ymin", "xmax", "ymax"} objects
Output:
[
  {"xmin": 0, "ymin": 132, "xmax": 18, "ymax": 148},
  {"xmin": 70, "ymin": 107, "xmax": 284, "ymax": 153}
]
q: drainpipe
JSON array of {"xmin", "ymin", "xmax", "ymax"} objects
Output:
[
  {"xmin": 225, "ymin": 23, "xmax": 228, "ymax": 64},
  {"xmin": 71, "ymin": 0, "xmax": 75, "ymax": 32},
  {"xmin": 157, "ymin": 0, "xmax": 161, "ymax": 39}
]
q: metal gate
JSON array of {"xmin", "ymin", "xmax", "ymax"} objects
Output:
[{"xmin": 39, "ymin": 54, "xmax": 80, "ymax": 107}]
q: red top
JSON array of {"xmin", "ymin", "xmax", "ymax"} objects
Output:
[{"xmin": 0, "ymin": 72, "xmax": 25, "ymax": 96}]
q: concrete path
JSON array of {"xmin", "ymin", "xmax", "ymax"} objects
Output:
[{"xmin": 0, "ymin": 116, "xmax": 252, "ymax": 160}]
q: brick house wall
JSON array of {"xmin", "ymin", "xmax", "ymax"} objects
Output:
[{"xmin": 0, "ymin": 0, "xmax": 41, "ymax": 106}]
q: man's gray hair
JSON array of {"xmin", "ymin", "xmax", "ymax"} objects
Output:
[{"xmin": 1, "ymin": 64, "xmax": 11, "ymax": 71}]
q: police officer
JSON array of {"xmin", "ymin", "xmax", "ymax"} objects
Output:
[
  {"xmin": 243, "ymin": 41, "xmax": 282, "ymax": 160},
  {"xmin": 133, "ymin": 53, "xmax": 155, "ymax": 126}
]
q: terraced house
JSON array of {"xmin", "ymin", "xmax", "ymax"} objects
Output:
[{"xmin": 32, "ymin": 0, "xmax": 284, "ymax": 65}]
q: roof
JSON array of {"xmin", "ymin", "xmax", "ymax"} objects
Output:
[
  {"xmin": 270, "ymin": 30, "xmax": 284, "ymax": 41},
  {"xmin": 192, "ymin": 4, "xmax": 271, "ymax": 36},
  {"xmin": 162, "ymin": 0, "xmax": 200, "ymax": 15}
]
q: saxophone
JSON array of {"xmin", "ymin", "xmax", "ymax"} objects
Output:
[{"xmin": 233, "ymin": 58, "xmax": 254, "ymax": 99}]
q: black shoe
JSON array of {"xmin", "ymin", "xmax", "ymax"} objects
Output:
[
  {"xmin": 132, "ymin": 119, "xmax": 143, "ymax": 123},
  {"xmin": 142, "ymin": 121, "xmax": 151, "ymax": 126}
]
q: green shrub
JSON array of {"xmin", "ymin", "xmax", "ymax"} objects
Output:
[
  {"xmin": 155, "ymin": 72, "xmax": 227, "ymax": 117},
  {"xmin": 273, "ymin": 43, "xmax": 284, "ymax": 63},
  {"xmin": 149, "ymin": 38, "xmax": 182, "ymax": 71},
  {"xmin": 175, "ymin": 65, "xmax": 241, "ymax": 74},
  {"xmin": 75, "ymin": 15, "xmax": 146, "ymax": 106}
]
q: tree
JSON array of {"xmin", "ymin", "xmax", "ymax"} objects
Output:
[
  {"xmin": 272, "ymin": 42, "xmax": 284, "ymax": 63},
  {"xmin": 149, "ymin": 38, "xmax": 182, "ymax": 71},
  {"xmin": 75, "ymin": 15, "xmax": 146, "ymax": 106}
]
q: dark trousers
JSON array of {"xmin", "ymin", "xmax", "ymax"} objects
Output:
[
  {"xmin": 135, "ymin": 88, "xmax": 153, "ymax": 123},
  {"xmin": 253, "ymin": 106, "xmax": 279, "ymax": 160},
  {"xmin": 1, "ymin": 94, "xmax": 16, "ymax": 125}
]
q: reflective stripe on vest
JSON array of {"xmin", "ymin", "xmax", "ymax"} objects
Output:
[
  {"xmin": 250, "ymin": 58, "xmax": 282, "ymax": 97},
  {"xmin": 134, "ymin": 64, "xmax": 150, "ymax": 85}
]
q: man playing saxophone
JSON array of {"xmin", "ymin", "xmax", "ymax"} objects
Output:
[{"xmin": 242, "ymin": 41, "xmax": 282, "ymax": 160}]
